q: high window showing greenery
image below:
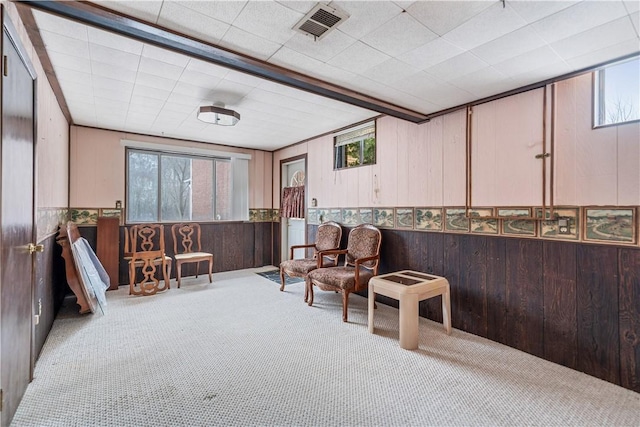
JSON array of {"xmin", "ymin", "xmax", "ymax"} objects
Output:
[
  {"xmin": 334, "ymin": 121, "xmax": 376, "ymax": 169},
  {"xmin": 126, "ymin": 149, "xmax": 232, "ymax": 223},
  {"xmin": 594, "ymin": 56, "xmax": 640, "ymax": 127}
]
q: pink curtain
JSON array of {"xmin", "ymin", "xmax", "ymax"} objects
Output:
[{"xmin": 280, "ymin": 186, "xmax": 305, "ymax": 218}]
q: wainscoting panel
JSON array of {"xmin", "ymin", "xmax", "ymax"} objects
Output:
[
  {"xmin": 618, "ymin": 248, "xmax": 640, "ymax": 392},
  {"xmin": 543, "ymin": 241, "xmax": 578, "ymax": 369},
  {"xmin": 307, "ymin": 224, "xmax": 639, "ymax": 393},
  {"xmin": 576, "ymin": 245, "xmax": 620, "ymax": 385}
]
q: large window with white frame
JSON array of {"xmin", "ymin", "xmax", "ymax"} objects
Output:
[
  {"xmin": 126, "ymin": 148, "xmax": 241, "ymax": 223},
  {"xmin": 593, "ymin": 56, "xmax": 640, "ymax": 127},
  {"xmin": 334, "ymin": 121, "xmax": 376, "ymax": 170}
]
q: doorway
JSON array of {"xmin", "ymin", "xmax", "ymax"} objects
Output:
[
  {"xmin": 1, "ymin": 13, "xmax": 36, "ymax": 427},
  {"xmin": 280, "ymin": 156, "xmax": 306, "ymax": 261}
]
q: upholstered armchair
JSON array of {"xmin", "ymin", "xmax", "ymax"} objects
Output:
[
  {"xmin": 306, "ymin": 224, "xmax": 382, "ymax": 322},
  {"xmin": 279, "ymin": 221, "xmax": 342, "ymax": 297}
]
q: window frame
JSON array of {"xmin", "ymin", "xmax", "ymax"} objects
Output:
[
  {"xmin": 125, "ymin": 147, "xmax": 231, "ymax": 224},
  {"xmin": 592, "ymin": 56, "xmax": 640, "ymax": 129},
  {"xmin": 333, "ymin": 120, "xmax": 377, "ymax": 170}
]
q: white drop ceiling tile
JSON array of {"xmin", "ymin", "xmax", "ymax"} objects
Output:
[
  {"xmin": 176, "ymin": 1, "xmax": 248, "ymax": 24},
  {"xmin": 91, "ymin": 61, "xmax": 138, "ymax": 84},
  {"xmin": 49, "ymin": 53, "xmax": 92, "ymax": 74},
  {"xmin": 407, "ymin": 1, "xmax": 494, "ymax": 36},
  {"xmin": 141, "ymin": 44, "xmax": 190, "ymax": 68},
  {"xmin": 185, "ymin": 59, "xmax": 229, "ymax": 79},
  {"xmin": 92, "ymin": 75, "xmax": 134, "ymax": 94},
  {"xmin": 178, "ymin": 70, "xmax": 221, "ymax": 89},
  {"xmin": 551, "ymin": 17, "xmax": 638, "ymax": 61},
  {"xmin": 362, "ymin": 58, "xmax": 420, "ymax": 85},
  {"xmin": 213, "ymin": 79, "xmax": 258, "ymax": 100},
  {"xmin": 327, "ymin": 41, "xmax": 391, "ymax": 73},
  {"xmin": 268, "ymin": 46, "xmax": 325, "ymax": 74},
  {"xmin": 566, "ymin": 39, "xmax": 640, "ymax": 70},
  {"xmin": 423, "ymin": 52, "xmax": 489, "ymax": 82},
  {"xmin": 442, "ymin": 3, "xmax": 528, "ymax": 50},
  {"xmin": 624, "ymin": 0, "xmax": 640, "ymax": 14},
  {"xmin": 630, "ymin": 11, "xmax": 640, "ymax": 36},
  {"xmin": 127, "ymin": 103, "xmax": 162, "ymax": 116},
  {"xmin": 92, "ymin": 86, "xmax": 131, "ymax": 103},
  {"xmin": 58, "ymin": 81, "xmax": 94, "ymax": 99},
  {"xmin": 64, "ymin": 91, "xmax": 94, "ymax": 106},
  {"xmin": 129, "ymin": 95, "xmax": 166, "ymax": 109},
  {"xmin": 223, "ymin": 71, "xmax": 265, "ymax": 89},
  {"xmin": 509, "ymin": 61, "xmax": 573, "ymax": 87},
  {"xmin": 135, "ymin": 72, "xmax": 177, "ymax": 92},
  {"xmin": 218, "ymin": 26, "xmax": 282, "ymax": 62},
  {"xmin": 89, "ymin": 44, "xmax": 140, "ymax": 71},
  {"xmin": 397, "ymin": 37, "xmax": 464, "ymax": 70},
  {"xmin": 87, "ymin": 27, "xmax": 143, "ymax": 55},
  {"xmin": 449, "ymin": 67, "xmax": 513, "ymax": 98},
  {"xmin": 55, "ymin": 68, "xmax": 93, "ymax": 86},
  {"xmin": 509, "ymin": 1, "xmax": 579, "ymax": 24},
  {"xmin": 385, "ymin": 92, "xmax": 443, "ymax": 113},
  {"xmin": 39, "ymin": 30, "xmax": 89, "ymax": 58},
  {"xmin": 532, "ymin": 1, "xmax": 629, "ymax": 44},
  {"xmin": 139, "ymin": 57, "xmax": 185, "ymax": 80},
  {"xmin": 276, "ymin": 1, "xmax": 318, "ymax": 14},
  {"xmin": 95, "ymin": 1, "xmax": 164, "ymax": 24},
  {"xmin": 132, "ymin": 84, "xmax": 171, "ymax": 101},
  {"xmin": 157, "ymin": 2, "xmax": 230, "ymax": 45},
  {"xmin": 165, "ymin": 93, "xmax": 201, "ymax": 108},
  {"xmin": 172, "ymin": 81, "xmax": 211, "ymax": 99},
  {"xmin": 414, "ymin": 81, "xmax": 476, "ymax": 109},
  {"xmin": 33, "ymin": 11, "xmax": 88, "ymax": 41},
  {"xmin": 471, "ymin": 26, "xmax": 548, "ymax": 66},
  {"xmin": 393, "ymin": 71, "xmax": 441, "ymax": 96},
  {"xmin": 285, "ymin": 28, "xmax": 356, "ymax": 63},
  {"xmin": 232, "ymin": 1, "xmax": 302, "ymax": 44},
  {"xmin": 494, "ymin": 45, "xmax": 566, "ymax": 78},
  {"xmin": 92, "ymin": 96, "xmax": 129, "ymax": 112},
  {"xmin": 333, "ymin": 1, "xmax": 402, "ymax": 40},
  {"xmin": 126, "ymin": 111, "xmax": 158, "ymax": 124},
  {"xmin": 361, "ymin": 13, "xmax": 438, "ymax": 57}
]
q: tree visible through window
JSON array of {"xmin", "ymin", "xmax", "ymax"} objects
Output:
[
  {"xmin": 127, "ymin": 149, "xmax": 231, "ymax": 223},
  {"xmin": 334, "ymin": 121, "xmax": 376, "ymax": 169},
  {"xmin": 594, "ymin": 56, "xmax": 640, "ymax": 127}
]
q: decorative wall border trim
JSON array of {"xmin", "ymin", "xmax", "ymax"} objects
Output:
[{"xmin": 308, "ymin": 206, "xmax": 640, "ymax": 247}]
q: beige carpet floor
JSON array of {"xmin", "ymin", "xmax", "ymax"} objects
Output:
[{"xmin": 11, "ymin": 267, "xmax": 640, "ymax": 426}]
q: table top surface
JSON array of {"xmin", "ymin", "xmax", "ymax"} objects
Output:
[{"xmin": 371, "ymin": 270, "xmax": 448, "ymax": 290}]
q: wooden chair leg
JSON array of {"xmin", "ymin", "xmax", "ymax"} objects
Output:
[
  {"xmin": 195, "ymin": 261, "xmax": 200, "ymax": 278},
  {"xmin": 307, "ymin": 281, "xmax": 314, "ymax": 306},
  {"xmin": 279, "ymin": 268, "xmax": 286, "ymax": 292},
  {"xmin": 208, "ymin": 258, "xmax": 213, "ymax": 283},
  {"xmin": 342, "ymin": 291, "xmax": 349, "ymax": 322},
  {"xmin": 176, "ymin": 261, "xmax": 182, "ymax": 288},
  {"xmin": 303, "ymin": 277, "xmax": 309, "ymax": 302}
]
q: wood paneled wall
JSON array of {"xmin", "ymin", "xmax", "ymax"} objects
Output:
[{"xmin": 309, "ymin": 224, "xmax": 640, "ymax": 393}]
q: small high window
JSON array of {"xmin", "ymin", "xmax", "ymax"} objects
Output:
[
  {"xmin": 334, "ymin": 121, "xmax": 376, "ymax": 169},
  {"xmin": 594, "ymin": 56, "xmax": 640, "ymax": 127}
]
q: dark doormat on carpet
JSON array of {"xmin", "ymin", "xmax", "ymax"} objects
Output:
[{"xmin": 256, "ymin": 269, "xmax": 304, "ymax": 286}]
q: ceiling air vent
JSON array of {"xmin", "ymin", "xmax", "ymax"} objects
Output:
[{"xmin": 293, "ymin": 3, "xmax": 349, "ymax": 41}]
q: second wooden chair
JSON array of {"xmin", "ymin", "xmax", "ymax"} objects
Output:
[{"xmin": 171, "ymin": 223, "xmax": 213, "ymax": 288}]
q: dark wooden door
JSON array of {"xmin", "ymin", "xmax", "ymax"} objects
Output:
[{"xmin": 1, "ymin": 21, "xmax": 35, "ymax": 426}]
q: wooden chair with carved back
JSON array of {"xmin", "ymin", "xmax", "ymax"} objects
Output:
[
  {"xmin": 171, "ymin": 223, "xmax": 213, "ymax": 288},
  {"xmin": 125, "ymin": 224, "xmax": 172, "ymax": 296}
]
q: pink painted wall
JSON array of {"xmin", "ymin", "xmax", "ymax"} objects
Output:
[
  {"xmin": 274, "ymin": 73, "xmax": 640, "ymax": 210},
  {"xmin": 69, "ymin": 126, "xmax": 273, "ymax": 209},
  {"xmin": 5, "ymin": 2, "xmax": 69, "ymax": 209}
]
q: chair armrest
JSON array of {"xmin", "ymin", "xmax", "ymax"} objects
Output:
[
  {"xmin": 316, "ymin": 249, "xmax": 347, "ymax": 268},
  {"xmin": 354, "ymin": 254, "xmax": 380, "ymax": 291},
  {"xmin": 289, "ymin": 243, "xmax": 316, "ymax": 259}
]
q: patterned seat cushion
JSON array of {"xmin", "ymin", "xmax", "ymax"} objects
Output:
[
  {"xmin": 308, "ymin": 266, "xmax": 374, "ymax": 291},
  {"xmin": 280, "ymin": 258, "xmax": 318, "ymax": 276}
]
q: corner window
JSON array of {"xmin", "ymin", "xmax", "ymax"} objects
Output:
[
  {"xmin": 126, "ymin": 149, "xmax": 238, "ymax": 223},
  {"xmin": 594, "ymin": 56, "xmax": 640, "ymax": 127},
  {"xmin": 334, "ymin": 121, "xmax": 376, "ymax": 169}
]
